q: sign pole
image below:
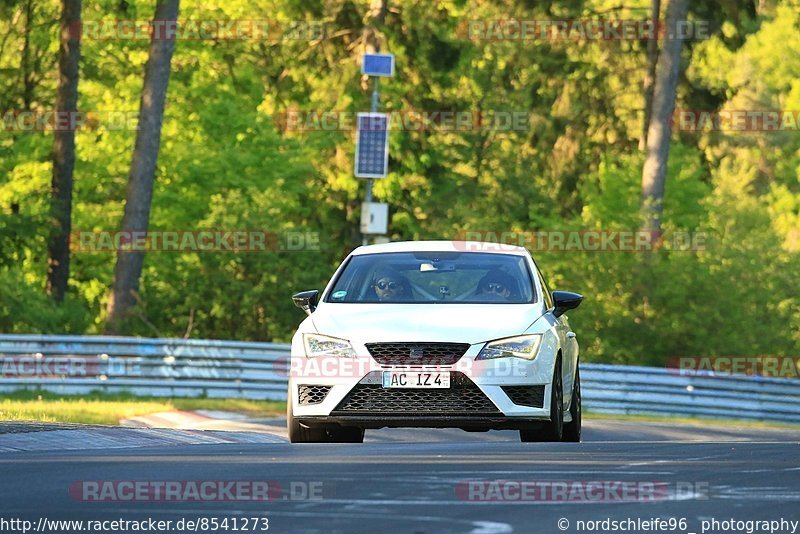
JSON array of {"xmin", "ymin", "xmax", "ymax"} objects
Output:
[
  {"xmin": 362, "ymin": 77, "xmax": 380, "ymax": 245},
  {"xmin": 371, "ymin": 76, "xmax": 380, "ymax": 112},
  {"xmin": 357, "ymin": 53, "xmax": 394, "ymax": 245}
]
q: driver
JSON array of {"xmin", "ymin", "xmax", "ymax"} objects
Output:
[{"xmin": 370, "ymin": 267, "xmax": 413, "ymax": 301}]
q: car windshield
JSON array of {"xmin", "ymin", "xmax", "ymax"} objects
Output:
[{"xmin": 325, "ymin": 252, "xmax": 535, "ymax": 304}]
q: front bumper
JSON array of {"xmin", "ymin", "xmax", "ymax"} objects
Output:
[
  {"xmin": 289, "ymin": 336, "xmax": 560, "ymax": 427},
  {"xmin": 297, "ymin": 415, "xmax": 552, "ymax": 431}
]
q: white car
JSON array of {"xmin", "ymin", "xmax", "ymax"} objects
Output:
[{"xmin": 287, "ymin": 240, "xmax": 583, "ymax": 443}]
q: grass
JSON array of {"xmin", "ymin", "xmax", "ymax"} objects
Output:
[
  {"xmin": 0, "ymin": 390, "xmax": 286, "ymax": 426},
  {"xmin": 3, "ymin": 391, "xmax": 794, "ymax": 430},
  {"xmin": 585, "ymin": 410, "xmax": 800, "ymax": 429}
]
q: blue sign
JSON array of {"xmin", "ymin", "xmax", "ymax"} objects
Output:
[
  {"xmin": 355, "ymin": 113, "xmax": 389, "ymax": 178},
  {"xmin": 361, "ymin": 53, "xmax": 395, "ymax": 77}
]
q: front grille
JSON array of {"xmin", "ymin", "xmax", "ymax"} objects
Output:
[
  {"xmin": 502, "ymin": 385, "xmax": 546, "ymax": 408},
  {"xmin": 331, "ymin": 372, "xmax": 500, "ymax": 415},
  {"xmin": 298, "ymin": 385, "xmax": 332, "ymax": 406},
  {"xmin": 365, "ymin": 342, "xmax": 470, "ymax": 366}
]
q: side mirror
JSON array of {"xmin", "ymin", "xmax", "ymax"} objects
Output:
[
  {"xmin": 552, "ymin": 291, "xmax": 583, "ymax": 318},
  {"xmin": 292, "ymin": 290, "xmax": 319, "ymax": 315}
]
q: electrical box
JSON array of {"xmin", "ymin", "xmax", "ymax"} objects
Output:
[{"xmin": 360, "ymin": 202, "xmax": 389, "ymax": 235}]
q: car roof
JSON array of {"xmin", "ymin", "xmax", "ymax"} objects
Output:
[{"xmin": 350, "ymin": 240, "xmax": 531, "ymax": 256}]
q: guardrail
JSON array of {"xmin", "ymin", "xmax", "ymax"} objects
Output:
[
  {"xmin": 1, "ymin": 335, "xmax": 799, "ymax": 424},
  {"xmin": 0, "ymin": 335, "xmax": 289, "ymax": 400},
  {"xmin": 582, "ymin": 364, "xmax": 800, "ymax": 424}
]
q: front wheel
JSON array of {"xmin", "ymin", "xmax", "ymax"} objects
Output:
[
  {"xmin": 287, "ymin": 383, "xmax": 328, "ymax": 443},
  {"xmin": 520, "ymin": 358, "xmax": 564, "ymax": 442},
  {"xmin": 562, "ymin": 366, "xmax": 581, "ymax": 442}
]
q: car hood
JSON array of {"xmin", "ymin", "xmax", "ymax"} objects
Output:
[{"xmin": 310, "ymin": 303, "xmax": 541, "ymax": 345}]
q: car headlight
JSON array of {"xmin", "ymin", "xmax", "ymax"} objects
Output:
[
  {"xmin": 476, "ymin": 334, "xmax": 543, "ymax": 360},
  {"xmin": 303, "ymin": 334, "xmax": 357, "ymax": 358}
]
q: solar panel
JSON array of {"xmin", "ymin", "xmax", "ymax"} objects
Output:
[
  {"xmin": 361, "ymin": 53, "xmax": 395, "ymax": 77},
  {"xmin": 355, "ymin": 112, "xmax": 389, "ymax": 178}
]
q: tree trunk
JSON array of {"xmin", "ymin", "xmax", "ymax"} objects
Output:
[
  {"xmin": 639, "ymin": 0, "xmax": 661, "ymax": 151},
  {"xmin": 363, "ymin": 0, "xmax": 388, "ymax": 54},
  {"xmin": 105, "ymin": 0, "xmax": 180, "ymax": 333},
  {"xmin": 20, "ymin": 0, "xmax": 35, "ymax": 110},
  {"xmin": 46, "ymin": 0, "xmax": 81, "ymax": 303},
  {"xmin": 640, "ymin": 0, "xmax": 688, "ymax": 234}
]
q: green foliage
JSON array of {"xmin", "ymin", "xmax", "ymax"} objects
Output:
[
  {"xmin": 0, "ymin": 266, "xmax": 90, "ymax": 333},
  {"xmin": 0, "ymin": 0, "xmax": 798, "ymax": 364}
]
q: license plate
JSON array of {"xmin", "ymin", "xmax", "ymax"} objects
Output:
[{"xmin": 382, "ymin": 371, "xmax": 450, "ymax": 389}]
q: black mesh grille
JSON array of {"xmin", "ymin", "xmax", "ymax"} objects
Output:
[
  {"xmin": 298, "ymin": 385, "xmax": 332, "ymax": 406},
  {"xmin": 502, "ymin": 385, "xmax": 546, "ymax": 408},
  {"xmin": 365, "ymin": 342, "xmax": 470, "ymax": 366},
  {"xmin": 332, "ymin": 372, "xmax": 500, "ymax": 415}
]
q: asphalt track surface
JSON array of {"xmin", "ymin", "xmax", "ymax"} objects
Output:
[{"xmin": 1, "ymin": 420, "xmax": 799, "ymax": 534}]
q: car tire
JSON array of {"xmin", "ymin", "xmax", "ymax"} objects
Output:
[
  {"xmin": 562, "ymin": 366, "xmax": 581, "ymax": 443},
  {"xmin": 520, "ymin": 357, "xmax": 564, "ymax": 442},
  {"xmin": 287, "ymin": 383, "xmax": 328, "ymax": 443}
]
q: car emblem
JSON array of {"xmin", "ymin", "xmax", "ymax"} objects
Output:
[{"xmin": 409, "ymin": 347, "xmax": 424, "ymax": 358}]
